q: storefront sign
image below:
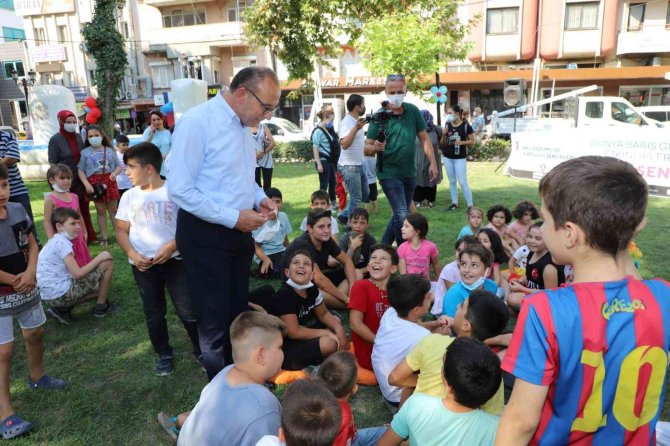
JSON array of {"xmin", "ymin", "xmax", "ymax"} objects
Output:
[
  {"xmin": 31, "ymin": 45, "xmax": 66, "ymax": 63},
  {"xmin": 320, "ymin": 77, "xmax": 387, "ymax": 88},
  {"xmin": 15, "ymin": 0, "xmax": 75, "ymax": 16},
  {"xmin": 508, "ymin": 128, "xmax": 670, "ymax": 196},
  {"xmin": 208, "ymin": 85, "xmax": 221, "ymax": 98}
]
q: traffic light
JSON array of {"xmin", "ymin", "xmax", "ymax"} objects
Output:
[{"xmin": 503, "ymin": 79, "xmax": 526, "ymax": 107}]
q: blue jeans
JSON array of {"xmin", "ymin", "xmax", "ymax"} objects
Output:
[
  {"xmin": 380, "ymin": 177, "xmax": 417, "ymax": 244},
  {"xmin": 338, "ymin": 165, "xmax": 369, "ymax": 220},
  {"xmin": 443, "ymin": 157, "xmax": 473, "ymax": 207},
  {"xmin": 353, "ymin": 426, "xmax": 387, "ymax": 446},
  {"xmin": 316, "ymin": 159, "xmax": 337, "ymax": 204}
]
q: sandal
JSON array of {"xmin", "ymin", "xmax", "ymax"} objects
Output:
[
  {"xmin": 0, "ymin": 414, "xmax": 33, "ymax": 439},
  {"xmin": 157, "ymin": 412, "xmax": 178, "ymax": 441},
  {"xmin": 99, "ymin": 239, "xmax": 109, "ymax": 247}
]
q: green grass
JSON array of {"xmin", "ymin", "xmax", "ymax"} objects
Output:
[{"xmin": 6, "ymin": 162, "xmax": 670, "ymax": 444}]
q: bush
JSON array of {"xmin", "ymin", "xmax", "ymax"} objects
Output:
[
  {"xmin": 275, "ymin": 140, "xmax": 313, "ymax": 162},
  {"xmin": 471, "ymin": 138, "xmax": 511, "ymax": 161}
]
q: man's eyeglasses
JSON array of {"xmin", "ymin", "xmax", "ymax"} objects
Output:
[
  {"xmin": 386, "ymin": 74, "xmax": 406, "ymax": 82},
  {"xmin": 246, "ymin": 88, "xmax": 279, "ymax": 115}
]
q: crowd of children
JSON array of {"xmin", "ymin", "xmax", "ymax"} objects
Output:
[{"xmin": 1, "ymin": 143, "xmax": 669, "ymax": 445}]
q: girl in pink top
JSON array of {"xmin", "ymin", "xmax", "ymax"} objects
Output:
[
  {"xmin": 397, "ymin": 213, "xmax": 440, "ymax": 280},
  {"xmin": 506, "ymin": 200, "xmax": 539, "ymax": 251},
  {"xmin": 486, "ymin": 204, "xmax": 514, "ymax": 256},
  {"xmin": 44, "ymin": 164, "xmax": 92, "ymax": 267}
]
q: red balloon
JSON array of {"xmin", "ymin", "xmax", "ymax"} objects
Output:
[
  {"xmin": 84, "ymin": 97, "xmax": 97, "ymax": 108},
  {"xmin": 89, "ymin": 107, "xmax": 102, "ymax": 119},
  {"xmin": 85, "ymin": 113, "xmax": 97, "ymax": 124}
]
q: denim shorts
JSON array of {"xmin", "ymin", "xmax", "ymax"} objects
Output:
[{"xmin": 0, "ymin": 301, "xmax": 46, "ymax": 345}]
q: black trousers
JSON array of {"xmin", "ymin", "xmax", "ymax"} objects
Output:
[
  {"xmin": 413, "ymin": 185, "xmax": 437, "ymax": 203},
  {"xmin": 255, "ymin": 167, "xmax": 273, "ymax": 191},
  {"xmin": 176, "ymin": 209, "xmax": 254, "ymax": 380},
  {"xmin": 131, "ymin": 258, "xmax": 200, "ymax": 357}
]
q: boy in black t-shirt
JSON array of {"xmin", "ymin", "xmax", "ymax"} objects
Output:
[
  {"xmin": 270, "ymin": 249, "xmax": 347, "ymax": 370},
  {"xmin": 0, "ymin": 164, "xmax": 64, "ymax": 439}
]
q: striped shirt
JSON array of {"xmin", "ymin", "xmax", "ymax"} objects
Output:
[
  {"xmin": 0, "ymin": 131, "xmax": 28, "ymax": 197},
  {"xmin": 503, "ymin": 277, "xmax": 670, "ymax": 445}
]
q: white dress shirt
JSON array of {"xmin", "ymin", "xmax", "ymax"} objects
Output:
[{"xmin": 168, "ymin": 93, "xmax": 267, "ymax": 229}]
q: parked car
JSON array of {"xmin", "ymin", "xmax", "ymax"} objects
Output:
[
  {"xmin": 637, "ymin": 106, "xmax": 670, "ymax": 125},
  {"xmin": 263, "ymin": 117, "xmax": 309, "ymax": 143}
]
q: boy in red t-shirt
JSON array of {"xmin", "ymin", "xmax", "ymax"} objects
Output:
[
  {"xmin": 318, "ymin": 351, "xmax": 386, "ymax": 446},
  {"xmin": 348, "ymin": 244, "xmax": 398, "ymax": 374}
]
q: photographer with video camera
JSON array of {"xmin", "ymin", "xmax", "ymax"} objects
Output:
[
  {"xmin": 336, "ymin": 94, "xmax": 369, "ymax": 226},
  {"xmin": 364, "ymin": 74, "xmax": 438, "ymax": 244}
]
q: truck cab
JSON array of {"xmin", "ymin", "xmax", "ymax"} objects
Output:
[{"xmin": 577, "ymin": 97, "xmax": 660, "ymax": 128}]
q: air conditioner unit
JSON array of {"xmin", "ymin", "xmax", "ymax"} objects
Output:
[
  {"xmin": 653, "ymin": 57, "xmax": 662, "ymax": 66},
  {"xmin": 126, "ymin": 91, "xmax": 138, "ymax": 100}
]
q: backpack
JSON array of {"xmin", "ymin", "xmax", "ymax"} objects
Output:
[{"xmin": 311, "ymin": 126, "xmax": 341, "ymax": 165}]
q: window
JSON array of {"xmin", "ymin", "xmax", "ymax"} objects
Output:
[
  {"xmin": 2, "ymin": 27, "xmax": 25, "ymax": 42},
  {"xmin": 628, "ymin": 3, "xmax": 645, "ymax": 31},
  {"xmin": 612, "ymin": 102, "xmax": 643, "ymax": 124},
  {"xmin": 57, "ymin": 25, "xmax": 67, "ymax": 43},
  {"xmin": 122, "ymin": 22, "xmax": 129, "ymax": 38},
  {"xmin": 3, "ymin": 61, "xmax": 23, "ymax": 79},
  {"xmin": 89, "ymin": 69, "xmax": 96, "ymax": 86},
  {"xmin": 214, "ymin": 70, "xmax": 219, "ymax": 84},
  {"xmin": 585, "ymin": 102, "xmax": 603, "ymax": 118},
  {"xmin": 34, "ymin": 27, "xmax": 46, "ymax": 46},
  {"xmin": 228, "ymin": 1, "xmax": 249, "ymax": 22},
  {"xmin": 162, "ymin": 7, "xmax": 206, "ymax": 27},
  {"xmin": 486, "ymin": 8, "xmax": 518, "ymax": 34},
  {"xmin": 151, "ymin": 64, "xmax": 175, "ymax": 88},
  {"xmin": 0, "ymin": 0, "xmax": 14, "ymax": 10},
  {"xmin": 232, "ymin": 57, "xmax": 257, "ymax": 75},
  {"xmin": 564, "ymin": 2, "xmax": 599, "ymax": 30}
]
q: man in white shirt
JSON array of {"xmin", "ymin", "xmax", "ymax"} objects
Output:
[
  {"xmin": 336, "ymin": 94, "xmax": 369, "ymax": 225},
  {"xmin": 168, "ymin": 66, "xmax": 279, "ymax": 380}
]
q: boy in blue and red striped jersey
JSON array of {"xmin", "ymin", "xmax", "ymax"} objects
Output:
[{"xmin": 495, "ymin": 156, "xmax": 670, "ymax": 446}]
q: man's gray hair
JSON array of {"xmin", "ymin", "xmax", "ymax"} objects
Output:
[{"xmin": 229, "ymin": 66, "xmax": 279, "ymax": 92}]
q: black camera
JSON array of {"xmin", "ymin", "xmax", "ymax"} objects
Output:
[{"xmin": 364, "ymin": 110, "xmax": 394, "ymax": 127}]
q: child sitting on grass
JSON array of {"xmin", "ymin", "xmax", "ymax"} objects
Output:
[
  {"xmin": 43, "ymin": 164, "xmax": 91, "ymax": 266},
  {"xmin": 0, "ymin": 163, "xmax": 65, "ymax": 440},
  {"xmin": 441, "ymin": 244, "xmax": 499, "ymax": 318},
  {"xmin": 256, "ymin": 378, "xmax": 342, "ymax": 446},
  {"xmin": 177, "ymin": 312, "xmax": 286, "ymax": 446},
  {"xmin": 390, "ymin": 290, "xmax": 509, "ymax": 415},
  {"xmin": 433, "ymin": 235, "xmax": 480, "ymax": 314},
  {"xmin": 318, "ymin": 351, "xmax": 387, "ymax": 446},
  {"xmin": 252, "ymin": 187, "xmax": 293, "ymax": 279},
  {"xmin": 348, "ymin": 244, "xmax": 398, "ymax": 379},
  {"xmin": 398, "ymin": 213, "xmax": 439, "ymax": 281},
  {"xmin": 486, "ymin": 204, "xmax": 513, "ymax": 255},
  {"xmin": 372, "ymin": 274, "xmax": 432, "ymax": 407},
  {"xmin": 497, "ymin": 156, "xmax": 670, "ymax": 445},
  {"xmin": 504, "ymin": 221, "xmax": 565, "ymax": 311},
  {"xmin": 378, "ymin": 337, "xmax": 501, "ymax": 446},
  {"xmin": 506, "ymin": 200, "xmax": 539, "ymax": 251},
  {"xmin": 37, "ymin": 207, "xmax": 116, "ymax": 324},
  {"xmin": 457, "ymin": 206, "xmax": 484, "ymax": 239},
  {"xmin": 299, "ymin": 190, "xmax": 340, "ymax": 241},
  {"xmin": 270, "ymin": 249, "xmax": 348, "ymax": 370},
  {"xmin": 338, "ymin": 208, "xmax": 377, "ymax": 280},
  {"xmin": 478, "ymin": 228, "xmax": 507, "ymax": 286}
]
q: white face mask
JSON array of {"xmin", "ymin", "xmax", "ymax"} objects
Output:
[
  {"xmin": 64, "ymin": 123, "xmax": 77, "ymax": 133},
  {"xmin": 89, "ymin": 136, "xmax": 103, "ymax": 147},
  {"xmin": 59, "ymin": 230, "xmax": 77, "ymax": 241},
  {"xmin": 52, "ymin": 183, "xmax": 69, "ymax": 193},
  {"xmin": 387, "ymin": 93, "xmax": 405, "ymax": 109},
  {"xmin": 253, "ymin": 219, "xmax": 280, "ymax": 243},
  {"xmin": 445, "ymin": 114, "xmax": 455, "ymax": 123},
  {"xmin": 286, "ymin": 278, "xmax": 314, "ymax": 290},
  {"xmin": 462, "ymin": 270, "xmax": 489, "ymax": 291}
]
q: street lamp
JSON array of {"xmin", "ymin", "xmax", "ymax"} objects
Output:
[{"xmin": 11, "ymin": 68, "xmax": 36, "ymax": 119}]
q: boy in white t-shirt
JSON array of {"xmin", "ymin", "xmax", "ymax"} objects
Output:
[
  {"xmin": 37, "ymin": 207, "xmax": 116, "ymax": 324},
  {"xmin": 115, "ymin": 142, "xmax": 200, "ymax": 376},
  {"xmin": 372, "ymin": 274, "xmax": 432, "ymax": 407}
]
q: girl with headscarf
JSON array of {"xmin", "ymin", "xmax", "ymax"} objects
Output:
[
  {"xmin": 413, "ymin": 110, "xmax": 443, "ymax": 208},
  {"xmin": 48, "ymin": 110, "xmax": 97, "ymax": 242}
]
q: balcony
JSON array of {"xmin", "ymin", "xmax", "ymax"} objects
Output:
[
  {"xmin": 562, "ymin": 29, "xmax": 601, "ymax": 58},
  {"xmin": 617, "ymin": 24, "xmax": 670, "ymax": 55},
  {"xmin": 484, "ymin": 34, "xmax": 520, "ymax": 61},
  {"xmin": 146, "ymin": 21, "xmax": 246, "ymax": 52}
]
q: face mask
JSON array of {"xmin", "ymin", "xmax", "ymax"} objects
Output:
[
  {"xmin": 59, "ymin": 230, "xmax": 77, "ymax": 241},
  {"xmin": 253, "ymin": 219, "xmax": 280, "ymax": 243},
  {"xmin": 387, "ymin": 93, "xmax": 405, "ymax": 109},
  {"xmin": 326, "ymin": 120, "xmax": 334, "ymax": 129},
  {"xmin": 89, "ymin": 136, "xmax": 103, "ymax": 147},
  {"xmin": 445, "ymin": 114, "xmax": 455, "ymax": 123},
  {"xmin": 473, "ymin": 112, "xmax": 479, "ymax": 117},
  {"xmin": 359, "ymin": 106, "xmax": 366, "ymax": 115},
  {"xmin": 462, "ymin": 271, "xmax": 488, "ymax": 291},
  {"xmin": 52, "ymin": 183, "xmax": 69, "ymax": 193},
  {"xmin": 286, "ymin": 277, "xmax": 314, "ymax": 290},
  {"xmin": 64, "ymin": 123, "xmax": 77, "ymax": 133}
]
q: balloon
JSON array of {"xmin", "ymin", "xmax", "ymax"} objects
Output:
[
  {"xmin": 89, "ymin": 107, "xmax": 102, "ymax": 119},
  {"xmin": 84, "ymin": 97, "xmax": 97, "ymax": 108},
  {"xmin": 82, "ymin": 106, "xmax": 90, "ymax": 113},
  {"xmin": 85, "ymin": 113, "xmax": 97, "ymax": 124}
]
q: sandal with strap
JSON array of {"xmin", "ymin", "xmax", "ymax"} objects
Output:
[
  {"xmin": 157, "ymin": 412, "xmax": 178, "ymax": 441},
  {"xmin": 0, "ymin": 414, "xmax": 33, "ymax": 439}
]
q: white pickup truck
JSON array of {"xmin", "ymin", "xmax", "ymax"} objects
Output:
[{"xmin": 492, "ymin": 93, "xmax": 664, "ymax": 137}]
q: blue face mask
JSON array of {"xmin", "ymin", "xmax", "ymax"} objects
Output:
[
  {"xmin": 462, "ymin": 272, "xmax": 488, "ymax": 291},
  {"xmin": 326, "ymin": 121, "xmax": 334, "ymax": 129}
]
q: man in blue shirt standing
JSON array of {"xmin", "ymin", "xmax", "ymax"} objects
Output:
[{"xmin": 168, "ymin": 67, "xmax": 279, "ymax": 379}]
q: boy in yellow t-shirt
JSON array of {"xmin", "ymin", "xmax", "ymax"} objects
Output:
[{"xmin": 388, "ymin": 290, "xmax": 508, "ymax": 413}]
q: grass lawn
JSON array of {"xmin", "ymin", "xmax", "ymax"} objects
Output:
[{"xmin": 6, "ymin": 161, "xmax": 670, "ymax": 445}]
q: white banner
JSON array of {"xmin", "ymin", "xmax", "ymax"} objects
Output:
[{"xmin": 507, "ymin": 127, "xmax": 670, "ymax": 196}]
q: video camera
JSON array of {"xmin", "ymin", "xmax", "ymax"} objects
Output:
[{"xmin": 364, "ymin": 103, "xmax": 400, "ymax": 172}]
